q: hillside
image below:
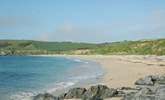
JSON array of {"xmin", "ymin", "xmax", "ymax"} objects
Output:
[
  {"xmin": 0, "ymin": 39, "xmax": 165, "ymax": 55},
  {"xmin": 0, "ymin": 40, "xmax": 97, "ymax": 55},
  {"xmin": 92, "ymin": 39, "xmax": 165, "ymax": 55}
]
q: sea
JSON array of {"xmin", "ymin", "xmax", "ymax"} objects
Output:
[{"xmin": 0, "ymin": 56, "xmax": 103, "ymax": 100}]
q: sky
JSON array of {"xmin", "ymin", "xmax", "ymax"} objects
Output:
[{"xmin": 0, "ymin": 0, "xmax": 165, "ymax": 43}]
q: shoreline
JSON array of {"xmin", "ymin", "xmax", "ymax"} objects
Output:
[
  {"xmin": 31, "ymin": 54, "xmax": 165, "ymax": 100},
  {"xmin": 60, "ymin": 55, "xmax": 165, "ymax": 88},
  {"xmin": 33, "ymin": 54, "xmax": 165, "ymax": 89},
  {"xmin": 28, "ymin": 54, "xmax": 165, "ymax": 88},
  {"xmin": 5, "ymin": 55, "xmax": 165, "ymax": 100}
]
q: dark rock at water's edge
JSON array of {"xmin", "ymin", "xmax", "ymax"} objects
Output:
[
  {"xmin": 59, "ymin": 85, "xmax": 118, "ymax": 99},
  {"xmin": 33, "ymin": 85, "xmax": 118, "ymax": 100},
  {"xmin": 33, "ymin": 75, "xmax": 165, "ymax": 100},
  {"xmin": 33, "ymin": 93, "xmax": 59, "ymax": 100},
  {"xmin": 59, "ymin": 87, "xmax": 86, "ymax": 99},
  {"xmin": 82, "ymin": 85, "xmax": 117, "ymax": 100}
]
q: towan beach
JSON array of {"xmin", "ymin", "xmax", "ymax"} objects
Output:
[
  {"xmin": 1, "ymin": 0, "xmax": 165, "ymax": 100},
  {"xmin": 31, "ymin": 55, "xmax": 165, "ymax": 100},
  {"xmin": 66, "ymin": 55, "xmax": 165, "ymax": 88}
]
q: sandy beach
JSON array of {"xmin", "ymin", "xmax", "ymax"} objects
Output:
[
  {"xmin": 38, "ymin": 55, "xmax": 165, "ymax": 100},
  {"xmin": 64, "ymin": 55, "xmax": 165, "ymax": 88}
]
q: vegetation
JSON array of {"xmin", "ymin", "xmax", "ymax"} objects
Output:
[
  {"xmin": 0, "ymin": 38, "xmax": 165, "ymax": 55},
  {"xmin": 92, "ymin": 39, "xmax": 165, "ymax": 55}
]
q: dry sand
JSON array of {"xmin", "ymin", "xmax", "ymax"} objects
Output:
[
  {"xmin": 63, "ymin": 55, "xmax": 165, "ymax": 100},
  {"xmin": 65, "ymin": 55, "xmax": 165, "ymax": 88},
  {"xmin": 40, "ymin": 55, "xmax": 165, "ymax": 100}
]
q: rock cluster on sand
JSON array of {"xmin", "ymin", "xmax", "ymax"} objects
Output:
[
  {"xmin": 123, "ymin": 75, "xmax": 165, "ymax": 100},
  {"xmin": 33, "ymin": 75, "xmax": 165, "ymax": 100},
  {"xmin": 33, "ymin": 85, "xmax": 118, "ymax": 100}
]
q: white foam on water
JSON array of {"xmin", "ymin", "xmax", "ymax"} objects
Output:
[
  {"xmin": 9, "ymin": 91, "xmax": 37, "ymax": 100},
  {"xmin": 8, "ymin": 57, "xmax": 103, "ymax": 100},
  {"xmin": 9, "ymin": 81, "xmax": 78, "ymax": 100},
  {"xmin": 73, "ymin": 59, "xmax": 89, "ymax": 64},
  {"xmin": 69, "ymin": 72, "xmax": 103, "ymax": 81},
  {"xmin": 46, "ymin": 81, "xmax": 77, "ymax": 93}
]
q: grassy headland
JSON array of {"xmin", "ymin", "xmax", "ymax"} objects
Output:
[{"xmin": 0, "ymin": 38, "xmax": 165, "ymax": 55}]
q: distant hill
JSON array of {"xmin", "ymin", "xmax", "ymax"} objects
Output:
[
  {"xmin": 0, "ymin": 40, "xmax": 97, "ymax": 55},
  {"xmin": 92, "ymin": 39, "xmax": 165, "ymax": 55},
  {"xmin": 0, "ymin": 39, "xmax": 165, "ymax": 55}
]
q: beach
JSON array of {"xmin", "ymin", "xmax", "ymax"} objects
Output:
[
  {"xmin": 5, "ymin": 55, "xmax": 164, "ymax": 100},
  {"xmin": 56, "ymin": 55, "xmax": 164, "ymax": 99},
  {"xmin": 64, "ymin": 55, "xmax": 165, "ymax": 88}
]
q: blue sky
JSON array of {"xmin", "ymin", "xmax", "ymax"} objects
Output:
[{"xmin": 0, "ymin": 0, "xmax": 165, "ymax": 43}]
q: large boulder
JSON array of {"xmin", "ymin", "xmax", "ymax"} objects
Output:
[
  {"xmin": 61, "ymin": 87, "xmax": 86, "ymax": 99},
  {"xmin": 135, "ymin": 76, "xmax": 155, "ymax": 86},
  {"xmin": 82, "ymin": 85, "xmax": 117, "ymax": 99},
  {"xmin": 122, "ymin": 92, "xmax": 136, "ymax": 100},
  {"xmin": 122, "ymin": 88, "xmax": 155, "ymax": 100},
  {"xmin": 155, "ymin": 86, "xmax": 165, "ymax": 100},
  {"xmin": 123, "ymin": 75, "xmax": 165, "ymax": 100},
  {"xmin": 133, "ymin": 88, "xmax": 155, "ymax": 100},
  {"xmin": 33, "ymin": 93, "xmax": 59, "ymax": 100}
]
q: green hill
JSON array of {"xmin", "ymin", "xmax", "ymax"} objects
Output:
[
  {"xmin": 92, "ymin": 39, "xmax": 165, "ymax": 55},
  {"xmin": 0, "ymin": 39, "xmax": 165, "ymax": 55},
  {"xmin": 0, "ymin": 40, "xmax": 97, "ymax": 55}
]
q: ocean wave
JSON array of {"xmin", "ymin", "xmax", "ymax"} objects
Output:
[
  {"xmin": 73, "ymin": 59, "xmax": 89, "ymax": 64},
  {"xmin": 69, "ymin": 73, "xmax": 103, "ymax": 81},
  {"xmin": 9, "ymin": 81, "xmax": 77, "ymax": 100},
  {"xmin": 46, "ymin": 81, "xmax": 77, "ymax": 93},
  {"xmin": 9, "ymin": 91, "xmax": 37, "ymax": 100}
]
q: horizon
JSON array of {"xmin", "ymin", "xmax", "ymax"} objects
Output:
[
  {"xmin": 0, "ymin": 37, "xmax": 164, "ymax": 44},
  {"xmin": 0, "ymin": 0, "xmax": 165, "ymax": 43}
]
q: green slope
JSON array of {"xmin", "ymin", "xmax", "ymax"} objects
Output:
[
  {"xmin": 0, "ymin": 38, "xmax": 165, "ymax": 55},
  {"xmin": 92, "ymin": 39, "xmax": 165, "ymax": 55}
]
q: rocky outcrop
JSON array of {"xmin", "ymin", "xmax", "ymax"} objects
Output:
[
  {"xmin": 59, "ymin": 85, "xmax": 118, "ymax": 100},
  {"xmin": 82, "ymin": 85, "xmax": 117, "ymax": 99},
  {"xmin": 59, "ymin": 87, "xmax": 86, "ymax": 99},
  {"xmin": 122, "ymin": 75, "xmax": 165, "ymax": 100},
  {"xmin": 33, "ymin": 75, "xmax": 165, "ymax": 100},
  {"xmin": 33, "ymin": 85, "xmax": 118, "ymax": 100},
  {"xmin": 135, "ymin": 75, "xmax": 155, "ymax": 85}
]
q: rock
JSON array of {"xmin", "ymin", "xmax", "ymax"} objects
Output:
[
  {"xmin": 123, "ymin": 75, "xmax": 165, "ymax": 100},
  {"xmin": 62, "ymin": 87, "xmax": 86, "ymax": 99},
  {"xmin": 155, "ymin": 86, "xmax": 165, "ymax": 100},
  {"xmin": 116, "ymin": 90, "xmax": 126, "ymax": 97},
  {"xmin": 33, "ymin": 93, "xmax": 59, "ymax": 100},
  {"xmin": 83, "ymin": 96, "xmax": 103, "ymax": 100},
  {"xmin": 119, "ymin": 87, "xmax": 138, "ymax": 90},
  {"xmin": 155, "ymin": 76, "xmax": 165, "ymax": 85},
  {"xmin": 122, "ymin": 88, "xmax": 155, "ymax": 100},
  {"xmin": 58, "ymin": 93, "xmax": 66, "ymax": 99},
  {"xmin": 133, "ymin": 88, "xmax": 155, "ymax": 100},
  {"xmin": 135, "ymin": 76, "xmax": 154, "ymax": 86},
  {"xmin": 82, "ymin": 85, "xmax": 117, "ymax": 99},
  {"xmin": 122, "ymin": 92, "xmax": 136, "ymax": 100}
]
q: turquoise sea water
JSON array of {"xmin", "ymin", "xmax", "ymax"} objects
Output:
[{"xmin": 0, "ymin": 56, "xmax": 103, "ymax": 100}]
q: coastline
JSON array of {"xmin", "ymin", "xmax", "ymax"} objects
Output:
[
  {"xmin": 59, "ymin": 55, "xmax": 165, "ymax": 88},
  {"xmin": 30, "ymin": 55, "xmax": 165, "ymax": 100}
]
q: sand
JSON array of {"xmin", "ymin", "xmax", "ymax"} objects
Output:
[
  {"xmin": 37, "ymin": 55, "xmax": 165, "ymax": 100},
  {"xmin": 62, "ymin": 55, "xmax": 165, "ymax": 100},
  {"xmin": 64, "ymin": 55, "xmax": 165, "ymax": 88}
]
